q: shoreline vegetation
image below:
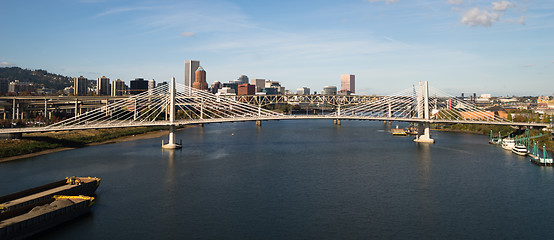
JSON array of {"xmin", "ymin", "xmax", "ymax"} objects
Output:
[
  {"xmin": 0, "ymin": 126, "xmax": 180, "ymax": 162},
  {"xmin": 433, "ymin": 123, "xmax": 554, "ymax": 151}
]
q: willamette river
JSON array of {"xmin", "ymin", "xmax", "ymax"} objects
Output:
[{"xmin": 1, "ymin": 120, "xmax": 554, "ymax": 239}]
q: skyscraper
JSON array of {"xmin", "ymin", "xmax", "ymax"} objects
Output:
[
  {"xmin": 340, "ymin": 74, "xmax": 355, "ymax": 94},
  {"xmin": 111, "ymin": 79, "xmax": 126, "ymax": 96},
  {"xmin": 96, "ymin": 76, "xmax": 110, "ymax": 95},
  {"xmin": 185, "ymin": 60, "xmax": 200, "ymax": 88},
  {"xmin": 192, "ymin": 66, "xmax": 208, "ymax": 90},
  {"xmin": 74, "ymin": 76, "xmax": 88, "ymax": 96}
]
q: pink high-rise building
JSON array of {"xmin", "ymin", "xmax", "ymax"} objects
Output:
[{"xmin": 340, "ymin": 74, "xmax": 355, "ymax": 94}]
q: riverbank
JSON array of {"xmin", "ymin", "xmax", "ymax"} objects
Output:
[
  {"xmin": 433, "ymin": 123, "xmax": 554, "ymax": 151},
  {"xmin": 0, "ymin": 126, "xmax": 190, "ymax": 162}
]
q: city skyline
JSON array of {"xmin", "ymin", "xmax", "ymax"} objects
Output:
[{"xmin": 1, "ymin": 0, "xmax": 553, "ymax": 96}]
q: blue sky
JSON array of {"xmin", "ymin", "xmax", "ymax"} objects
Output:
[{"xmin": 1, "ymin": 0, "xmax": 553, "ymax": 96}]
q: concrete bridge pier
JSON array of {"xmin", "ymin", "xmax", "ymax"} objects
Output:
[
  {"xmin": 162, "ymin": 77, "xmax": 182, "ymax": 149},
  {"xmin": 414, "ymin": 122, "xmax": 434, "ymax": 143},
  {"xmin": 162, "ymin": 125, "xmax": 182, "ymax": 149},
  {"xmin": 256, "ymin": 120, "xmax": 262, "ymax": 126},
  {"xmin": 334, "ymin": 119, "xmax": 341, "ymax": 125}
]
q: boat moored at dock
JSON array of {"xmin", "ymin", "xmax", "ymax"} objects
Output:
[
  {"xmin": 512, "ymin": 144, "xmax": 528, "ymax": 156},
  {"xmin": 501, "ymin": 138, "xmax": 515, "ymax": 150}
]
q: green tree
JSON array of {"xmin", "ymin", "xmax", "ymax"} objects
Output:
[
  {"xmin": 544, "ymin": 115, "xmax": 553, "ymax": 123},
  {"xmin": 507, "ymin": 113, "xmax": 512, "ymax": 121}
]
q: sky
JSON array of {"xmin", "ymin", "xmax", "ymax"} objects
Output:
[{"xmin": 0, "ymin": 0, "xmax": 553, "ymax": 96}]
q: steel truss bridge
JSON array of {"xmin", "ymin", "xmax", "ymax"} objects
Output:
[
  {"xmin": 1, "ymin": 79, "xmax": 551, "ymax": 146},
  {"xmin": 230, "ymin": 94, "xmax": 377, "ymax": 106}
]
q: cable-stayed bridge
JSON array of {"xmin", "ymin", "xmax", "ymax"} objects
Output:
[{"xmin": 1, "ymin": 78, "xmax": 551, "ymax": 147}]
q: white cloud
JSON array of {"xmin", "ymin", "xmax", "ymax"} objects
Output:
[
  {"xmin": 454, "ymin": 1, "xmax": 529, "ymax": 27},
  {"xmin": 522, "ymin": 64, "xmax": 535, "ymax": 68},
  {"xmin": 447, "ymin": 0, "xmax": 463, "ymax": 5},
  {"xmin": 492, "ymin": 1, "xmax": 516, "ymax": 11},
  {"xmin": 461, "ymin": 7, "xmax": 499, "ymax": 26},
  {"xmin": 518, "ymin": 16, "xmax": 525, "ymax": 25},
  {"xmin": 180, "ymin": 32, "xmax": 195, "ymax": 37},
  {"xmin": 0, "ymin": 61, "xmax": 15, "ymax": 67}
]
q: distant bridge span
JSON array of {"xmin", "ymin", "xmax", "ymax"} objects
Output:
[
  {"xmin": 1, "ymin": 115, "xmax": 550, "ymax": 135},
  {"xmin": 1, "ymin": 79, "xmax": 552, "ymax": 146}
]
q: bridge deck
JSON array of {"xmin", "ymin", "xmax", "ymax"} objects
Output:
[{"xmin": 1, "ymin": 115, "xmax": 551, "ymax": 134}]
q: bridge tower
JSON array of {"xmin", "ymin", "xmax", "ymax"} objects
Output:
[
  {"xmin": 414, "ymin": 81, "xmax": 434, "ymax": 143},
  {"xmin": 162, "ymin": 77, "xmax": 182, "ymax": 149}
]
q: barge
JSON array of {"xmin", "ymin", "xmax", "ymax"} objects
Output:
[
  {"xmin": 0, "ymin": 195, "xmax": 95, "ymax": 240},
  {"xmin": 0, "ymin": 176, "xmax": 100, "ymax": 219},
  {"xmin": 391, "ymin": 126, "xmax": 407, "ymax": 136}
]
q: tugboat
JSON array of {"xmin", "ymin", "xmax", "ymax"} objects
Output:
[{"xmin": 405, "ymin": 123, "xmax": 418, "ymax": 136}]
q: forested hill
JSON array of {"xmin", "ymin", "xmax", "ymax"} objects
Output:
[{"xmin": 0, "ymin": 67, "xmax": 73, "ymax": 90}]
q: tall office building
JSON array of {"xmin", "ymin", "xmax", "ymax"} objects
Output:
[
  {"xmin": 0, "ymin": 79, "xmax": 9, "ymax": 95},
  {"xmin": 185, "ymin": 60, "xmax": 200, "ymax": 88},
  {"xmin": 296, "ymin": 87, "xmax": 310, "ymax": 95},
  {"xmin": 250, "ymin": 79, "xmax": 265, "ymax": 92},
  {"xmin": 210, "ymin": 81, "xmax": 222, "ymax": 94},
  {"xmin": 8, "ymin": 80, "xmax": 35, "ymax": 94},
  {"xmin": 148, "ymin": 79, "xmax": 156, "ymax": 90},
  {"xmin": 231, "ymin": 75, "xmax": 249, "ymax": 85},
  {"xmin": 74, "ymin": 76, "xmax": 88, "ymax": 96},
  {"xmin": 340, "ymin": 74, "xmax": 355, "ymax": 94},
  {"xmin": 111, "ymin": 79, "xmax": 126, "ymax": 96},
  {"xmin": 192, "ymin": 66, "xmax": 208, "ymax": 90},
  {"xmin": 130, "ymin": 78, "xmax": 148, "ymax": 95},
  {"xmin": 238, "ymin": 83, "xmax": 255, "ymax": 95},
  {"xmin": 322, "ymin": 86, "xmax": 337, "ymax": 95},
  {"xmin": 96, "ymin": 76, "xmax": 110, "ymax": 95}
]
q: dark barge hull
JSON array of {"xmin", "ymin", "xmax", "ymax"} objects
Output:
[
  {"xmin": 0, "ymin": 177, "xmax": 100, "ymax": 220},
  {"xmin": 0, "ymin": 196, "xmax": 94, "ymax": 240}
]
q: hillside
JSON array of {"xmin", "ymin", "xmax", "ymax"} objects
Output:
[{"xmin": 0, "ymin": 67, "xmax": 73, "ymax": 91}]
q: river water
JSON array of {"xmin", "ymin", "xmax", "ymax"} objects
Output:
[{"xmin": 1, "ymin": 120, "xmax": 554, "ymax": 239}]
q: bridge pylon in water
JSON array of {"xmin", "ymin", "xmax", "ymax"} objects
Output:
[
  {"xmin": 414, "ymin": 81, "xmax": 434, "ymax": 143},
  {"xmin": 162, "ymin": 77, "xmax": 182, "ymax": 149}
]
